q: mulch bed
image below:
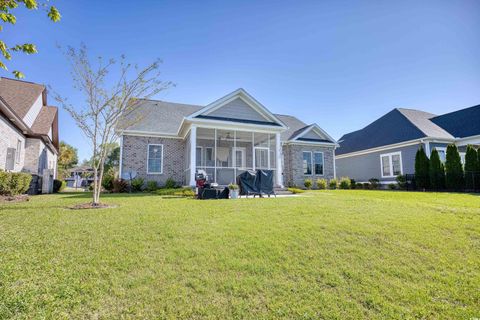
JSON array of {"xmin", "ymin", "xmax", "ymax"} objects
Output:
[
  {"xmin": 0, "ymin": 194, "xmax": 29, "ymax": 203},
  {"xmin": 69, "ymin": 202, "xmax": 117, "ymax": 210}
]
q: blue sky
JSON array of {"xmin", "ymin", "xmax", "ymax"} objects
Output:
[{"xmin": 4, "ymin": 0, "xmax": 480, "ymax": 161}]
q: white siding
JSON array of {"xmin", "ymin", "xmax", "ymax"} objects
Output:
[
  {"xmin": 208, "ymin": 98, "xmax": 268, "ymax": 122},
  {"xmin": 302, "ymin": 129, "xmax": 326, "ymax": 140},
  {"xmin": 0, "ymin": 114, "xmax": 26, "ymax": 172},
  {"xmin": 22, "ymin": 94, "xmax": 43, "ymax": 127}
]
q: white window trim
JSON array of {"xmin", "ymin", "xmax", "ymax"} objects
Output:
[
  {"xmin": 313, "ymin": 151, "xmax": 324, "ymax": 176},
  {"xmin": 254, "ymin": 146, "xmax": 270, "ymax": 169},
  {"xmin": 380, "ymin": 151, "xmax": 403, "ymax": 178},
  {"xmin": 147, "ymin": 144, "xmax": 164, "ymax": 174},
  {"xmin": 434, "ymin": 147, "xmax": 447, "ymax": 163},
  {"xmin": 303, "ymin": 151, "xmax": 313, "ymax": 176},
  {"xmin": 196, "ymin": 146, "xmax": 203, "ymax": 167}
]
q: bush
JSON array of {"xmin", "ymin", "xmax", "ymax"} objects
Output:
[
  {"xmin": 164, "ymin": 177, "xmax": 176, "ymax": 189},
  {"xmin": 355, "ymin": 183, "xmax": 364, "ymax": 189},
  {"xmin": 329, "ymin": 179, "xmax": 338, "ymax": 190},
  {"xmin": 362, "ymin": 182, "xmax": 371, "ymax": 190},
  {"xmin": 445, "ymin": 144, "xmax": 464, "ymax": 190},
  {"xmin": 156, "ymin": 187, "xmax": 195, "ymax": 197},
  {"xmin": 396, "ymin": 175, "xmax": 407, "ymax": 190},
  {"xmin": 429, "ymin": 149, "xmax": 445, "ymax": 190},
  {"xmin": 112, "ymin": 179, "xmax": 128, "ymax": 193},
  {"xmin": 339, "ymin": 177, "xmax": 351, "ymax": 189},
  {"xmin": 350, "ymin": 179, "xmax": 356, "ymax": 189},
  {"xmin": 0, "ymin": 171, "xmax": 32, "ymax": 196},
  {"xmin": 304, "ymin": 178, "xmax": 313, "ymax": 189},
  {"xmin": 287, "ymin": 187, "xmax": 305, "ymax": 194},
  {"xmin": 146, "ymin": 180, "xmax": 158, "ymax": 192},
  {"xmin": 464, "ymin": 145, "xmax": 478, "ymax": 190},
  {"xmin": 102, "ymin": 170, "xmax": 115, "ymax": 191},
  {"xmin": 388, "ymin": 183, "xmax": 397, "ymax": 190},
  {"xmin": 53, "ymin": 179, "xmax": 66, "ymax": 193},
  {"xmin": 368, "ymin": 178, "xmax": 379, "ymax": 189},
  {"xmin": 131, "ymin": 177, "xmax": 144, "ymax": 192},
  {"xmin": 316, "ymin": 178, "xmax": 327, "ymax": 190},
  {"xmin": 415, "ymin": 146, "xmax": 430, "ymax": 189}
]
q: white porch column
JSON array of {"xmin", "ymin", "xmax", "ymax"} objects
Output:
[
  {"xmin": 275, "ymin": 132, "xmax": 284, "ymax": 188},
  {"xmin": 189, "ymin": 126, "xmax": 197, "ymax": 186}
]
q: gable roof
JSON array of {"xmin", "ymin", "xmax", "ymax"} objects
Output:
[
  {"xmin": 288, "ymin": 123, "xmax": 336, "ymax": 144},
  {"xmin": 396, "ymin": 108, "xmax": 453, "ymax": 139},
  {"xmin": 0, "ymin": 77, "xmax": 44, "ymax": 118},
  {"xmin": 430, "ymin": 104, "xmax": 480, "ymax": 138},
  {"xmin": 337, "ymin": 108, "xmax": 430, "ymax": 155},
  {"xmin": 186, "ymin": 88, "xmax": 287, "ymax": 128},
  {"xmin": 31, "ymin": 106, "xmax": 57, "ymax": 135}
]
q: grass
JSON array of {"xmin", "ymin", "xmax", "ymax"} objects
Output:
[{"xmin": 1, "ymin": 190, "xmax": 479, "ymax": 319}]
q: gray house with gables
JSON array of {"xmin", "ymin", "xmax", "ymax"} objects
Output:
[
  {"xmin": 336, "ymin": 105, "xmax": 480, "ymax": 184},
  {"xmin": 118, "ymin": 88, "xmax": 338, "ymax": 188}
]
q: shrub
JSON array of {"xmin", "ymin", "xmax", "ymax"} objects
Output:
[
  {"xmin": 130, "ymin": 177, "xmax": 144, "ymax": 192},
  {"xmin": 146, "ymin": 180, "xmax": 158, "ymax": 192},
  {"xmin": 350, "ymin": 179, "xmax": 356, "ymax": 189},
  {"xmin": 339, "ymin": 177, "xmax": 351, "ymax": 189},
  {"xmin": 102, "ymin": 170, "xmax": 115, "ymax": 191},
  {"xmin": 304, "ymin": 178, "xmax": 313, "ymax": 189},
  {"xmin": 362, "ymin": 182, "xmax": 371, "ymax": 190},
  {"xmin": 156, "ymin": 187, "xmax": 195, "ymax": 197},
  {"xmin": 368, "ymin": 178, "xmax": 379, "ymax": 189},
  {"xmin": 355, "ymin": 183, "xmax": 364, "ymax": 189},
  {"xmin": 164, "ymin": 177, "xmax": 176, "ymax": 189},
  {"xmin": 287, "ymin": 187, "xmax": 305, "ymax": 194},
  {"xmin": 415, "ymin": 146, "xmax": 430, "ymax": 189},
  {"xmin": 316, "ymin": 178, "xmax": 327, "ymax": 190},
  {"xmin": 53, "ymin": 179, "xmax": 66, "ymax": 193},
  {"xmin": 429, "ymin": 149, "xmax": 445, "ymax": 190},
  {"xmin": 388, "ymin": 183, "xmax": 397, "ymax": 190},
  {"xmin": 464, "ymin": 145, "xmax": 478, "ymax": 190},
  {"xmin": 396, "ymin": 175, "xmax": 407, "ymax": 190},
  {"xmin": 445, "ymin": 144, "xmax": 464, "ymax": 190},
  {"xmin": 329, "ymin": 179, "xmax": 338, "ymax": 189},
  {"xmin": 112, "ymin": 179, "xmax": 128, "ymax": 193},
  {"xmin": 0, "ymin": 171, "xmax": 32, "ymax": 196}
]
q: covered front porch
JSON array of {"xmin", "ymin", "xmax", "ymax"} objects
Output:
[{"xmin": 185, "ymin": 126, "xmax": 283, "ymax": 187}]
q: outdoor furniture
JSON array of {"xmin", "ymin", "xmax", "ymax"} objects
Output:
[{"xmin": 237, "ymin": 170, "xmax": 276, "ymax": 198}]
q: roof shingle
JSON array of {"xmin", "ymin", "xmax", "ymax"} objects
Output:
[{"xmin": 0, "ymin": 77, "xmax": 44, "ymax": 118}]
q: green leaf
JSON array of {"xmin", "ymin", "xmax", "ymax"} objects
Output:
[
  {"xmin": 47, "ymin": 6, "xmax": 60, "ymax": 22},
  {"xmin": 12, "ymin": 70, "xmax": 25, "ymax": 79},
  {"xmin": 23, "ymin": 0, "xmax": 38, "ymax": 10},
  {"xmin": 0, "ymin": 12, "xmax": 16, "ymax": 24},
  {"xmin": 0, "ymin": 60, "xmax": 7, "ymax": 70}
]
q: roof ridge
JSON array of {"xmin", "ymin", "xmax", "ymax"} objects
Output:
[
  {"xmin": 1, "ymin": 76, "xmax": 45, "ymax": 87},
  {"xmin": 430, "ymin": 104, "xmax": 480, "ymax": 120}
]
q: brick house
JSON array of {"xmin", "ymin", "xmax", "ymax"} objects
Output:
[
  {"xmin": 0, "ymin": 77, "xmax": 59, "ymax": 192},
  {"xmin": 118, "ymin": 89, "xmax": 337, "ymax": 187}
]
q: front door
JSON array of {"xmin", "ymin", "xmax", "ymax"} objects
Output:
[{"xmin": 234, "ymin": 147, "xmax": 246, "ymax": 168}]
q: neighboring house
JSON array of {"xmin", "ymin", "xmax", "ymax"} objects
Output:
[
  {"xmin": 336, "ymin": 105, "xmax": 480, "ymax": 183},
  {"xmin": 0, "ymin": 77, "xmax": 59, "ymax": 187},
  {"xmin": 64, "ymin": 166, "xmax": 95, "ymax": 188},
  {"xmin": 118, "ymin": 88, "xmax": 337, "ymax": 187}
]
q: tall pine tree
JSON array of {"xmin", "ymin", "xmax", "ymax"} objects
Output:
[
  {"xmin": 464, "ymin": 145, "xmax": 478, "ymax": 190},
  {"xmin": 445, "ymin": 144, "xmax": 464, "ymax": 190},
  {"xmin": 429, "ymin": 148, "xmax": 445, "ymax": 190},
  {"xmin": 415, "ymin": 146, "xmax": 429, "ymax": 190}
]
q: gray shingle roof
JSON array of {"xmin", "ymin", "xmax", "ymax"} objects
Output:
[
  {"xmin": 123, "ymin": 99, "xmax": 314, "ymax": 142},
  {"xmin": 430, "ymin": 104, "xmax": 480, "ymax": 138},
  {"xmin": 397, "ymin": 108, "xmax": 453, "ymax": 139}
]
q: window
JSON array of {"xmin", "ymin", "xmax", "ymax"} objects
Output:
[
  {"xmin": 205, "ymin": 147, "xmax": 214, "ymax": 166},
  {"xmin": 16, "ymin": 140, "xmax": 21, "ymax": 163},
  {"xmin": 147, "ymin": 144, "xmax": 163, "ymax": 174},
  {"xmin": 314, "ymin": 152, "xmax": 324, "ymax": 175},
  {"xmin": 303, "ymin": 151, "xmax": 312, "ymax": 175},
  {"xmin": 254, "ymin": 148, "xmax": 269, "ymax": 169},
  {"xmin": 435, "ymin": 147, "xmax": 447, "ymax": 163},
  {"xmin": 196, "ymin": 147, "xmax": 202, "ymax": 166},
  {"xmin": 380, "ymin": 152, "xmax": 402, "ymax": 177}
]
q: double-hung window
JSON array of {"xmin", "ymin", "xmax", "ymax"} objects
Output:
[
  {"xmin": 313, "ymin": 152, "xmax": 324, "ymax": 175},
  {"xmin": 303, "ymin": 151, "xmax": 312, "ymax": 175},
  {"xmin": 147, "ymin": 144, "xmax": 163, "ymax": 174},
  {"xmin": 380, "ymin": 152, "xmax": 402, "ymax": 177}
]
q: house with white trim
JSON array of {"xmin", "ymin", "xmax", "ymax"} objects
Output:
[
  {"xmin": 117, "ymin": 88, "xmax": 337, "ymax": 188},
  {"xmin": 336, "ymin": 105, "xmax": 480, "ymax": 183}
]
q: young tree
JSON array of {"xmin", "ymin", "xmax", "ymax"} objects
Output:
[
  {"xmin": 445, "ymin": 144, "xmax": 464, "ymax": 190},
  {"xmin": 0, "ymin": 0, "xmax": 61, "ymax": 78},
  {"xmin": 58, "ymin": 141, "xmax": 78, "ymax": 178},
  {"xmin": 429, "ymin": 148, "xmax": 445, "ymax": 190},
  {"xmin": 464, "ymin": 145, "xmax": 478, "ymax": 190},
  {"xmin": 56, "ymin": 45, "xmax": 172, "ymax": 206},
  {"xmin": 415, "ymin": 146, "xmax": 429, "ymax": 190}
]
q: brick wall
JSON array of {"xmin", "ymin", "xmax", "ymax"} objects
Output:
[
  {"xmin": 0, "ymin": 114, "xmax": 26, "ymax": 172},
  {"xmin": 283, "ymin": 144, "xmax": 335, "ymax": 187},
  {"xmin": 122, "ymin": 135, "xmax": 186, "ymax": 186}
]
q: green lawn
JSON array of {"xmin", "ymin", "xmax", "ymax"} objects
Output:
[{"xmin": 1, "ymin": 191, "xmax": 479, "ymax": 319}]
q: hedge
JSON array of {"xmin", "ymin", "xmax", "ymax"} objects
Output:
[{"xmin": 0, "ymin": 171, "xmax": 32, "ymax": 196}]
